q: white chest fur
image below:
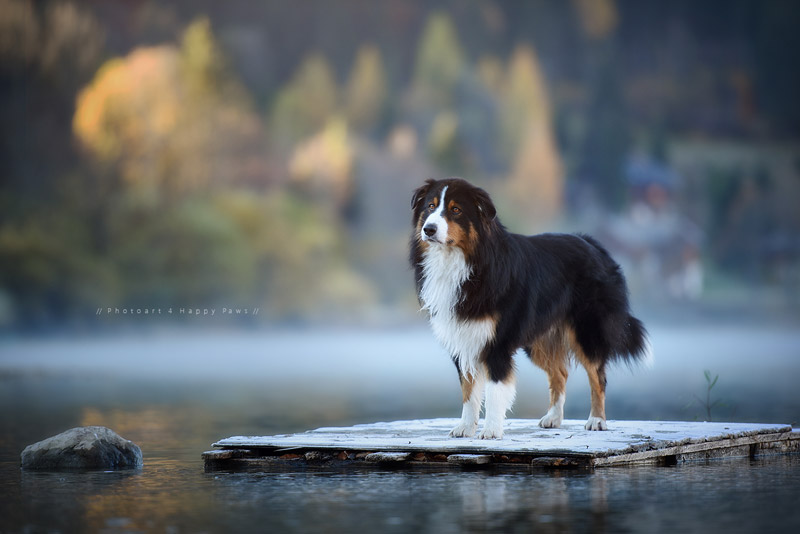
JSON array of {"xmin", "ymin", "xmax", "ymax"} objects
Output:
[{"xmin": 419, "ymin": 245, "xmax": 495, "ymax": 376}]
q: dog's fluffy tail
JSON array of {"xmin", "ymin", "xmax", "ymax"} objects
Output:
[{"xmin": 617, "ymin": 314, "xmax": 653, "ymax": 367}]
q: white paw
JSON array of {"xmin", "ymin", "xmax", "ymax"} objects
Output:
[
  {"xmin": 538, "ymin": 413, "xmax": 563, "ymax": 429},
  {"xmin": 585, "ymin": 417, "xmax": 608, "ymax": 431},
  {"xmin": 478, "ymin": 423, "xmax": 504, "ymax": 440},
  {"xmin": 449, "ymin": 422, "xmax": 478, "ymax": 438}
]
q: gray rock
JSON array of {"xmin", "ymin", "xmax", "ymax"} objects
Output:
[{"xmin": 21, "ymin": 426, "xmax": 143, "ymax": 470}]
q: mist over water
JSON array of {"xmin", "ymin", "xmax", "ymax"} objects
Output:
[{"xmin": 1, "ymin": 321, "xmax": 799, "ymax": 532}]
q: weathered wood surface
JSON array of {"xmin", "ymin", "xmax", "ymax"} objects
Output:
[{"xmin": 204, "ymin": 419, "xmax": 798, "ymax": 469}]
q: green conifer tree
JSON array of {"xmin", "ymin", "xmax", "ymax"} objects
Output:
[
  {"xmin": 271, "ymin": 54, "xmax": 338, "ymax": 150},
  {"xmin": 345, "ymin": 45, "xmax": 388, "ymax": 133},
  {"xmin": 411, "ymin": 12, "xmax": 464, "ymax": 108}
]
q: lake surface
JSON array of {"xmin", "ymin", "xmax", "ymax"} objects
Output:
[{"xmin": 1, "ymin": 323, "xmax": 799, "ymax": 532}]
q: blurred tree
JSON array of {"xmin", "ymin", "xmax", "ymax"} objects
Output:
[
  {"xmin": 73, "ymin": 17, "xmax": 269, "ymax": 195},
  {"xmin": 0, "ymin": 0, "xmax": 105, "ymax": 89},
  {"xmin": 271, "ymin": 53, "xmax": 339, "ymax": 150},
  {"xmin": 288, "ymin": 116, "xmax": 354, "ymax": 214},
  {"xmin": 476, "ymin": 54, "xmax": 504, "ymax": 96},
  {"xmin": 404, "ymin": 11, "xmax": 472, "ymax": 175},
  {"xmin": 73, "ymin": 46, "xmax": 182, "ymax": 184},
  {"xmin": 180, "ymin": 16, "xmax": 227, "ymax": 101},
  {"xmin": 501, "ymin": 45, "xmax": 564, "ymax": 226},
  {"xmin": 500, "ymin": 45, "xmax": 552, "ymax": 162},
  {"xmin": 0, "ymin": 0, "xmax": 105, "ymax": 198},
  {"xmin": 345, "ymin": 44, "xmax": 388, "ymax": 135},
  {"xmin": 0, "ymin": 215, "xmax": 118, "ymax": 327},
  {"xmin": 0, "ymin": 0, "xmax": 39, "ymax": 69},
  {"xmin": 427, "ymin": 110, "xmax": 461, "ymax": 172},
  {"xmin": 571, "ymin": 0, "xmax": 618, "ymax": 40},
  {"xmin": 409, "ymin": 11, "xmax": 465, "ymax": 110},
  {"xmin": 110, "ymin": 194, "xmax": 256, "ymax": 309},
  {"xmin": 506, "ymin": 126, "xmax": 564, "ymax": 227},
  {"xmin": 212, "ymin": 190, "xmax": 376, "ymax": 321},
  {"xmin": 0, "ymin": 1, "xmax": 112, "ymax": 328},
  {"xmin": 571, "ymin": 0, "xmax": 629, "ymax": 210}
]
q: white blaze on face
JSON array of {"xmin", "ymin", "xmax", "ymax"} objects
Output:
[{"xmin": 421, "ymin": 186, "xmax": 449, "ymax": 244}]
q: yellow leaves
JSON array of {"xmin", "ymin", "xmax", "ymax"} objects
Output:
[
  {"xmin": 506, "ymin": 125, "xmax": 564, "ymax": 227},
  {"xmin": 289, "ymin": 116, "xmax": 354, "ymax": 207},
  {"xmin": 499, "ymin": 46, "xmax": 564, "ymax": 227},
  {"xmin": 501, "ymin": 45, "xmax": 553, "ymax": 158},
  {"xmin": 180, "ymin": 16, "xmax": 226, "ymax": 100},
  {"xmin": 73, "ymin": 46, "xmax": 181, "ymax": 171},
  {"xmin": 73, "ymin": 18, "xmax": 267, "ymax": 193}
]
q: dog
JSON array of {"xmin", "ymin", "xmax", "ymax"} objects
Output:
[{"xmin": 410, "ymin": 178, "xmax": 649, "ymax": 439}]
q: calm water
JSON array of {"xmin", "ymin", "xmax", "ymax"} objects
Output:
[{"xmin": 1, "ymin": 324, "xmax": 799, "ymax": 532}]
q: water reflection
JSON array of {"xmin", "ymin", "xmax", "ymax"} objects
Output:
[
  {"xmin": 200, "ymin": 457, "xmax": 800, "ymax": 533},
  {"xmin": 4, "ymin": 442, "xmax": 800, "ymax": 532}
]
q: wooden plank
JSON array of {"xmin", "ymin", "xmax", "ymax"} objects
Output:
[
  {"xmin": 592, "ymin": 431, "xmax": 798, "ymax": 466},
  {"xmin": 447, "ymin": 454, "xmax": 492, "ymax": 465},
  {"xmin": 212, "ymin": 419, "xmax": 791, "ymax": 455},
  {"xmin": 364, "ymin": 452, "xmax": 411, "ymax": 463},
  {"xmin": 205, "ymin": 419, "xmax": 797, "ymax": 470}
]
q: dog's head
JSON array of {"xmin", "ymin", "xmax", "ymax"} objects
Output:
[{"xmin": 411, "ymin": 178, "xmax": 497, "ymax": 255}]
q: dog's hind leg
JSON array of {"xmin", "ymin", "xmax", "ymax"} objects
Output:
[
  {"xmin": 450, "ymin": 364, "xmax": 486, "ymax": 438},
  {"xmin": 581, "ymin": 358, "xmax": 608, "ymax": 430},
  {"xmin": 530, "ymin": 327, "xmax": 570, "ymax": 429},
  {"xmin": 565, "ymin": 326, "xmax": 609, "ymax": 430}
]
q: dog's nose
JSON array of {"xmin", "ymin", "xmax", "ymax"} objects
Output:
[{"xmin": 423, "ymin": 224, "xmax": 437, "ymax": 237}]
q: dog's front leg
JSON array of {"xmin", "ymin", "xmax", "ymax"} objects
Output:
[
  {"xmin": 479, "ymin": 374, "xmax": 516, "ymax": 440},
  {"xmin": 450, "ymin": 365, "xmax": 485, "ymax": 438}
]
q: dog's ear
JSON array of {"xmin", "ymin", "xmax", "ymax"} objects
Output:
[
  {"xmin": 473, "ymin": 186, "xmax": 497, "ymax": 221},
  {"xmin": 411, "ymin": 179, "xmax": 436, "ymax": 213}
]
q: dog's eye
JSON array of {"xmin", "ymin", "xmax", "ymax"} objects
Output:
[
  {"xmin": 428, "ymin": 203, "xmax": 436, "ymax": 211},
  {"xmin": 451, "ymin": 206, "xmax": 461, "ymax": 214}
]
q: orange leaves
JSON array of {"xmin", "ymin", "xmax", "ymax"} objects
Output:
[
  {"xmin": 73, "ymin": 18, "xmax": 268, "ymax": 194},
  {"xmin": 73, "ymin": 47, "xmax": 181, "ymax": 171}
]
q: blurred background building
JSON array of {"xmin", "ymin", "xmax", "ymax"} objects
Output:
[{"xmin": 1, "ymin": 0, "xmax": 798, "ymax": 331}]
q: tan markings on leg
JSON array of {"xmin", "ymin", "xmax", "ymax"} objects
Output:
[
  {"xmin": 530, "ymin": 324, "xmax": 570, "ymax": 408},
  {"xmin": 530, "ymin": 324, "xmax": 570, "ymax": 428},
  {"xmin": 460, "ymin": 371, "xmax": 476, "ymax": 404},
  {"xmin": 567, "ymin": 326, "xmax": 608, "ymax": 429},
  {"xmin": 585, "ymin": 364, "xmax": 606, "ymax": 419},
  {"xmin": 451, "ymin": 364, "xmax": 486, "ymax": 438},
  {"xmin": 582, "ymin": 359, "xmax": 607, "ymax": 421}
]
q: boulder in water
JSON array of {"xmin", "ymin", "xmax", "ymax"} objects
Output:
[{"xmin": 21, "ymin": 426, "xmax": 143, "ymax": 470}]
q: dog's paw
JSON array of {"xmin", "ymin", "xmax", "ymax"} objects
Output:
[
  {"xmin": 449, "ymin": 422, "xmax": 478, "ymax": 438},
  {"xmin": 538, "ymin": 413, "xmax": 563, "ymax": 429},
  {"xmin": 478, "ymin": 424, "xmax": 504, "ymax": 440},
  {"xmin": 584, "ymin": 417, "xmax": 608, "ymax": 431}
]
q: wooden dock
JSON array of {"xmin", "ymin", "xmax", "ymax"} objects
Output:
[{"xmin": 203, "ymin": 419, "xmax": 799, "ymax": 470}]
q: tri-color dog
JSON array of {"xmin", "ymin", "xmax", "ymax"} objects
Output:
[{"xmin": 410, "ymin": 178, "xmax": 649, "ymax": 439}]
